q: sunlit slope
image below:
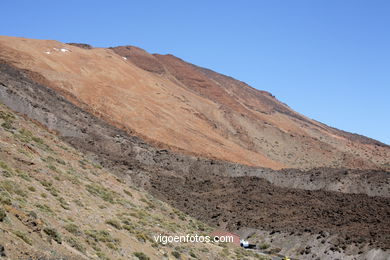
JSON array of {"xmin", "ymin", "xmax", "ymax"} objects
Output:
[
  {"xmin": 1, "ymin": 103, "xmax": 270, "ymax": 259},
  {"xmin": 1, "ymin": 36, "xmax": 389, "ymax": 170}
]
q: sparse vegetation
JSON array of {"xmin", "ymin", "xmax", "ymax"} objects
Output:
[
  {"xmin": 13, "ymin": 128, "xmax": 51, "ymax": 151},
  {"xmin": 48, "ymin": 164, "xmax": 57, "ymax": 172},
  {"xmin": 73, "ymin": 199, "xmax": 84, "ymax": 207},
  {"xmin": 135, "ymin": 231, "xmax": 152, "ymax": 243},
  {"xmin": 28, "ymin": 211, "xmax": 38, "ymax": 219},
  {"xmin": 85, "ymin": 183, "xmax": 116, "ymax": 203},
  {"xmin": 40, "ymin": 180, "xmax": 59, "ymax": 197},
  {"xmin": 123, "ymin": 189, "xmax": 133, "ymax": 197},
  {"xmin": 189, "ymin": 251, "xmax": 197, "ymax": 258},
  {"xmin": 35, "ymin": 203, "xmax": 53, "ymax": 214},
  {"xmin": 0, "ymin": 111, "xmax": 15, "ymax": 131},
  {"xmin": 66, "ymin": 236, "xmax": 86, "ymax": 253},
  {"xmin": 0, "ymin": 192, "xmax": 12, "ymax": 205},
  {"xmin": 105, "ymin": 219, "xmax": 122, "ymax": 230},
  {"xmin": 17, "ymin": 171, "xmax": 31, "ymax": 181},
  {"xmin": 0, "ymin": 208, "xmax": 6, "ymax": 221},
  {"xmin": 259, "ymin": 243, "xmax": 270, "ymax": 250},
  {"xmin": 134, "ymin": 252, "xmax": 150, "ymax": 260},
  {"xmin": 93, "ymin": 163, "xmax": 102, "ymax": 169},
  {"xmin": 0, "ymin": 105, "xmax": 237, "ymax": 259},
  {"xmin": 0, "ymin": 180, "xmax": 27, "ymax": 197},
  {"xmin": 13, "ymin": 230, "xmax": 32, "ymax": 245},
  {"xmin": 0, "ymin": 161, "xmax": 12, "ymax": 172},
  {"xmin": 172, "ymin": 250, "xmax": 181, "ymax": 259},
  {"xmin": 57, "ymin": 196, "xmax": 70, "ymax": 210},
  {"xmin": 64, "ymin": 223, "xmax": 82, "ymax": 236},
  {"xmin": 84, "ymin": 229, "xmax": 119, "ymax": 244},
  {"xmin": 43, "ymin": 227, "xmax": 62, "ymax": 244}
]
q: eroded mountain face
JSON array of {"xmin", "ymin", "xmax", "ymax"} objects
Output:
[
  {"xmin": 1, "ymin": 37, "xmax": 389, "ymax": 259},
  {"xmin": 0, "ymin": 36, "xmax": 389, "ymax": 170}
]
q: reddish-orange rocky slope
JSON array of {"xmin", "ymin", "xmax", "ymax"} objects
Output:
[{"xmin": 0, "ymin": 36, "xmax": 389, "ymax": 170}]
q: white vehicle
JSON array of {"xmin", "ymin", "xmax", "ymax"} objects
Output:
[{"xmin": 240, "ymin": 239, "xmax": 249, "ymax": 248}]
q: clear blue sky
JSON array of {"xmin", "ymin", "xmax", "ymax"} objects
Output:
[{"xmin": 2, "ymin": 1, "xmax": 389, "ymax": 144}]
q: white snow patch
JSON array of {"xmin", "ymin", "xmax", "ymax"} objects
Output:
[
  {"xmin": 60, "ymin": 48, "xmax": 69, "ymax": 52},
  {"xmin": 44, "ymin": 51, "xmax": 51, "ymax": 54},
  {"xmin": 122, "ymin": 57, "xmax": 127, "ymax": 60}
]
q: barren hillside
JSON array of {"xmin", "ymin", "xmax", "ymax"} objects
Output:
[
  {"xmin": 0, "ymin": 36, "xmax": 388, "ymax": 170},
  {"xmin": 1, "ymin": 43, "xmax": 389, "ymax": 259}
]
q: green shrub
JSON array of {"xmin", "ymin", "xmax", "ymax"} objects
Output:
[
  {"xmin": 1, "ymin": 121, "xmax": 13, "ymax": 130},
  {"xmin": 0, "ymin": 111, "xmax": 15, "ymax": 121},
  {"xmin": 40, "ymin": 180, "xmax": 52, "ymax": 187},
  {"xmin": 64, "ymin": 223, "xmax": 82, "ymax": 236},
  {"xmin": 0, "ymin": 180, "xmax": 27, "ymax": 197},
  {"xmin": 14, "ymin": 129, "xmax": 33, "ymax": 143},
  {"xmin": 259, "ymin": 243, "xmax": 270, "ymax": 250},
  {"xmin": 95, "ymin": 251, "xmax": 109, "ymax": 260},
  {"xmin": 35, "ymin": 203, "xmax": 53, "ymax": 214},
  {"xmin": 17, "ymin": 171, "xmax": 31, "ymax": 181},
  {"xmin": 1, "ymin": 171, "xmax": 12, "ymax": 177},
  {"xmin": 0, "ymin": 161, "xmax": 12, "ymax": 172},
  {"xmin": 123, "ymin": 189, "xmax": 133, "ymax": 197},
  {"xmin": 122, "ymin": 224, "xmax": 136, "ymax": 233},
  {"xmin": 106, "ymin": 241, "xmax": 119, "ymax": 250},
  {"xmin": 84, "ymin": 230, "xmax": 119, "ymax": 243},
  {"xmin": 105, "ymin": 219, "xmax": 122, "ymax": 230},
  {"xmin": 28, "ymin": 211, "xmax": 38, "ymax": 219},
  {"xmin": 0, "ymin": 208, "xmax": 6, "ymax": 221},
  {"xmin": 67, "ymin": 175, "xmax": 81, "ymax": 185},
  {"xmin": 93, "ymin": 163, "xmax": 102, "ymax": 169},
  {"xmin": 13, "ymin": 230, "xmax": 32, "ymax": 245},
  {"xmin": 134, "ymin": 252, "xmax": 150, "ymax": 260},
  {"xmin": 172, "ymin": 251, "xmax": 181, "ymax": 259},
  {"xmin": 135, "ymin": 231, "xmax": 152, "ymax": 243},
  {"xmin": 47, "ymin": 187, "xmax": 59, "ymax": 196},
  {"xmin": 40, "ymin": 181, "xmax": 59, "ymax": 197},
  {"xmin": 48, "ymin": 165, "xmax": 57, "ymax": 171},
  {"xmin": 0, "ymin": 192, "xmax": 12, "ymax": 205},
  {"xmin": 57, "ymin": 197, "xmax": 69, "ymax": 206},
  {"xmin": 43, "ymin": 227, "xmax": 62, "ymax": 244},
  {"xmin": 0, "ymin": 111, "xmax": 15, "ymax": 131},
  {"xmin": 73, "ymin": 199, "xmax": 84, "ymax": 207},
  {"xmin": 32, "ymin": 136, "xmax": 44, "ymax": 145},
  {"xmin": 85, "ymin": 184, "xmax": 115, "ymax": 203},
  {"xmin": 189, "ymin": 251, "xmax": 197, "ymax": 258},
  {"xmin": 66, "ymin": 236, "xmax": 85, "ymax": 253}
]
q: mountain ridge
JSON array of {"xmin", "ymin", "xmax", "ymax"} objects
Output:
[{"xmin": 0, "ymin": 35, "xmax": 389, "ymax": 170}]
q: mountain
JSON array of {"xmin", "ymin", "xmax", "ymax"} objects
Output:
[
  {"xmin": 0, "ymin": 36, "xmax": 388, "ymax": 170},
  {"xmin": 1, "ymin": 36, "xmax": 389, "ymax": 260}
]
